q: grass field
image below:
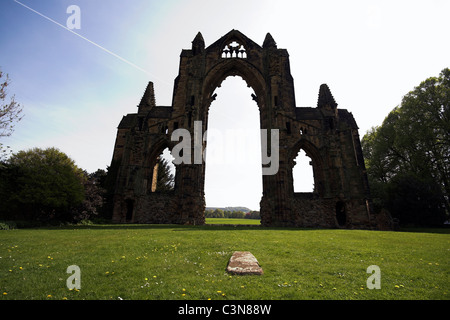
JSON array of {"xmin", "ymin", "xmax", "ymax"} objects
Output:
[
  {"xmin": 205, "ymin": 218, "xmax": 261, "ymax": 225},
  {"xmin": 0, "ymin": 222, "xmax": 448, "ymax": 300}
]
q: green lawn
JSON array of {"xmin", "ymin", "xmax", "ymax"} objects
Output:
[
  {"xmin": 0, "ymin": 224, "xmax": 448, "ymax": 300},
  {"xmin": 205, "ymin": 218, "xmax": 261, "ymax": 225}
]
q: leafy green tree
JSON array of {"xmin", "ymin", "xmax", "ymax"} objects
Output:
[
  {"xmin": 102, "ymin": 159, "xmax": 120, "ymax": 220},
  {"xmin": 231, "ymin": 210, "xmax": 245, "ymax": 219},
  {"xmin": 1, "ymin": 147, "xmax": 85, "ymax": 221},
  {"xmin": 385, "ymin": 173, "xmax": 446, "ymax": 227},
  {"xmin": 0, "ymin": 69, "xmax": 23, "ymax": 160},
  {"xmin": 155, "ymin": 157, "xmax": 175, "ymax": 192},
  {"xmin": 245, "ymin": 211, "xmax": 260, "ymax": 219},
  {"xmin": 213, "ymin": 208, "xmax": 224, "ymax": 218},
  {"xmin": 204, "ymin": 209, "xmax": 214, "ymax": 218},
  {"xmin": 362, "ymin": 68, "xmax": 449, "ymax": 226},
  {"xmin": 70, "ymin": 170, "xmax": 105, "ymax": 222}
]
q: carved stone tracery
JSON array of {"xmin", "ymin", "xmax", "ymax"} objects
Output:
[{"xmin": 222, "ymin": 41, "xmax": 247, "ymax": 58}]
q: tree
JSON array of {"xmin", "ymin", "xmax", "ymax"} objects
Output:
[
  {"xmin": 362, "ymin": 68, "xmax": 449, "ymax": 226},
  {"xmin": 70, "ymin": 170, "xmax": 105, "ymax": 222},
  {"xmin": 0, "ymin": 147, "xmax": 85, "ymax": 222},
  {"xmin": 245, "ymin": 211, "xmax": 261, "ymax": 219},
  {"xmin": 213, "ymin": 208, "xmax": 224, "ymax": 218},
  {"xmin": 385, "ymin": 173, "xmax": 446, "ymax": 227},
  {"xmin": 102, "ymin": 159, "xmax": 120, "ymax": 220},
  {"xmin": 155, "ymin": 157, "xmax": 175, "ymax": 192},
  {"xmin": 0, "ymin": 69, "xmax": 23, "ymax": 159}
]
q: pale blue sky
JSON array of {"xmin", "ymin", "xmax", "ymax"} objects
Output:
[{"xmin": 1, "ymin": 0, "xmax": 449, "ymax": 210}]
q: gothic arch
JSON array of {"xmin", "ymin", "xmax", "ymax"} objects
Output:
[
  {"xmin": 145, "ymin": 137, "xmax": 173, "ymax": 171},
  {"xmin": 203, "ymin": 59, "xmax": 266, "ymax": 106},
  {"xmin": 142, "ymin": 136, "xmax": 175, "ymax": 188},
  {"xmin": 201, "ymin": 59, "xmax": 267, "ymax": 136},
  {"xmin": 289, "ymin": 139, "xmax": 326, "ymax": 196}
]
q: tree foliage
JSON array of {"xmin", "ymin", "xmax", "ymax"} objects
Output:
[
  {"xmin": 0, "ymin": 147, "xmax": 103, "ymax": 223},
  {"xmin": 155, "ymin": 157, "xmax": 175, "ymax": 192},
  {"xmin": 0, "ymin": 69, "xmax": 23, "ymax": 159},
  {"xmin": 362, "ymin": 68, "xmax": 449, "ymax": 226},
  {"xmin": 71, "ymin": 170, "xmax": 105, "ymax": 222},
  {"xmin": 204, "ymin": 209, "xmax": 260, "ymax": 219}
]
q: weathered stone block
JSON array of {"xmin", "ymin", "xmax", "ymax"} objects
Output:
[{"xmin": 226, "ymin": 251, "xmax": 263, "ymax": 275}]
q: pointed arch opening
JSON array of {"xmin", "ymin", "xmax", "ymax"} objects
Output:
[
  {"xmin": 202, "ymin": 59, "xmax": 266, "ymax": 113},
  {"xmin": 290, "ymin": 140, "xmax": 325, "ymax": 197},
  {"xmin": 154, "ymin": 147, "xmax": 176, "ymax": 192},
  {"xmin": 145, "ymin": 142, "xmax": 176, "ymax": 194},
  {"xmin": 292, "ymin": 149, "xmax": 315, "ymax": 193},
  {"xmin": 204, "ymin": 76, "xmax": 262, "ymax": 212}
]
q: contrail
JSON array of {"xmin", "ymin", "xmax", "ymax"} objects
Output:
[{"xmin": 14, "ymin": 0, "xmax": 167, "ymax": 83}]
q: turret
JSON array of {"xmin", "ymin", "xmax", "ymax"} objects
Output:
[
  {"xmin": 137, "ymin": 81, "xmax": 156, "ymax": 115},
  {"xmin": 263, "ymin": 33, "xmax": 277, "ymax": 49},
  {"xmin": 192, "ymin": 32, "xmax": 205, "ymax": 55},
  {"xmin": 317, "ymin": 84, "xmax": 337, "ymax": 110}
]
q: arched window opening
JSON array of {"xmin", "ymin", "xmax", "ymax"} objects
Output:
[
  {"xmin": 150, "ymin": 147, "xmax": 175, "ymax": 193},
  {"xmin": 204, "ymin": 76, "xmax": 262, "ymax": 212},
  {"xmin": 292, "ymin": 149, "xmax": 315, "ymax": 193}
]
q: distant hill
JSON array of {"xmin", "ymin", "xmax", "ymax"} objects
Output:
[{"xmin": 206, "ymin": 206, "xmax": 252, "ymax": 213}]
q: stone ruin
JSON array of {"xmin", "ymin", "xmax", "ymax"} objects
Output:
[{"xmin": 110, "ymin": 30, "xmax": 390, "ymax": 229}]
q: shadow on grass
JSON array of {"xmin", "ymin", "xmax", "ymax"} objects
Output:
[
  {"xmin": 30, "ymin": 223, "xmax": 312, "ymax": 232},
  {"xmin": 397, "ymin": 227, "xmax": 450, "ymax": 234},
  {"xmin": 5, "ymin": 220, "xmax": 449, "ymax": 234}
]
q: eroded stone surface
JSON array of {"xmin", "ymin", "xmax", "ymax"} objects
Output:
[{"xmin": 226, "ymin": 251, "xmax": 263, "ymax": 275}]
